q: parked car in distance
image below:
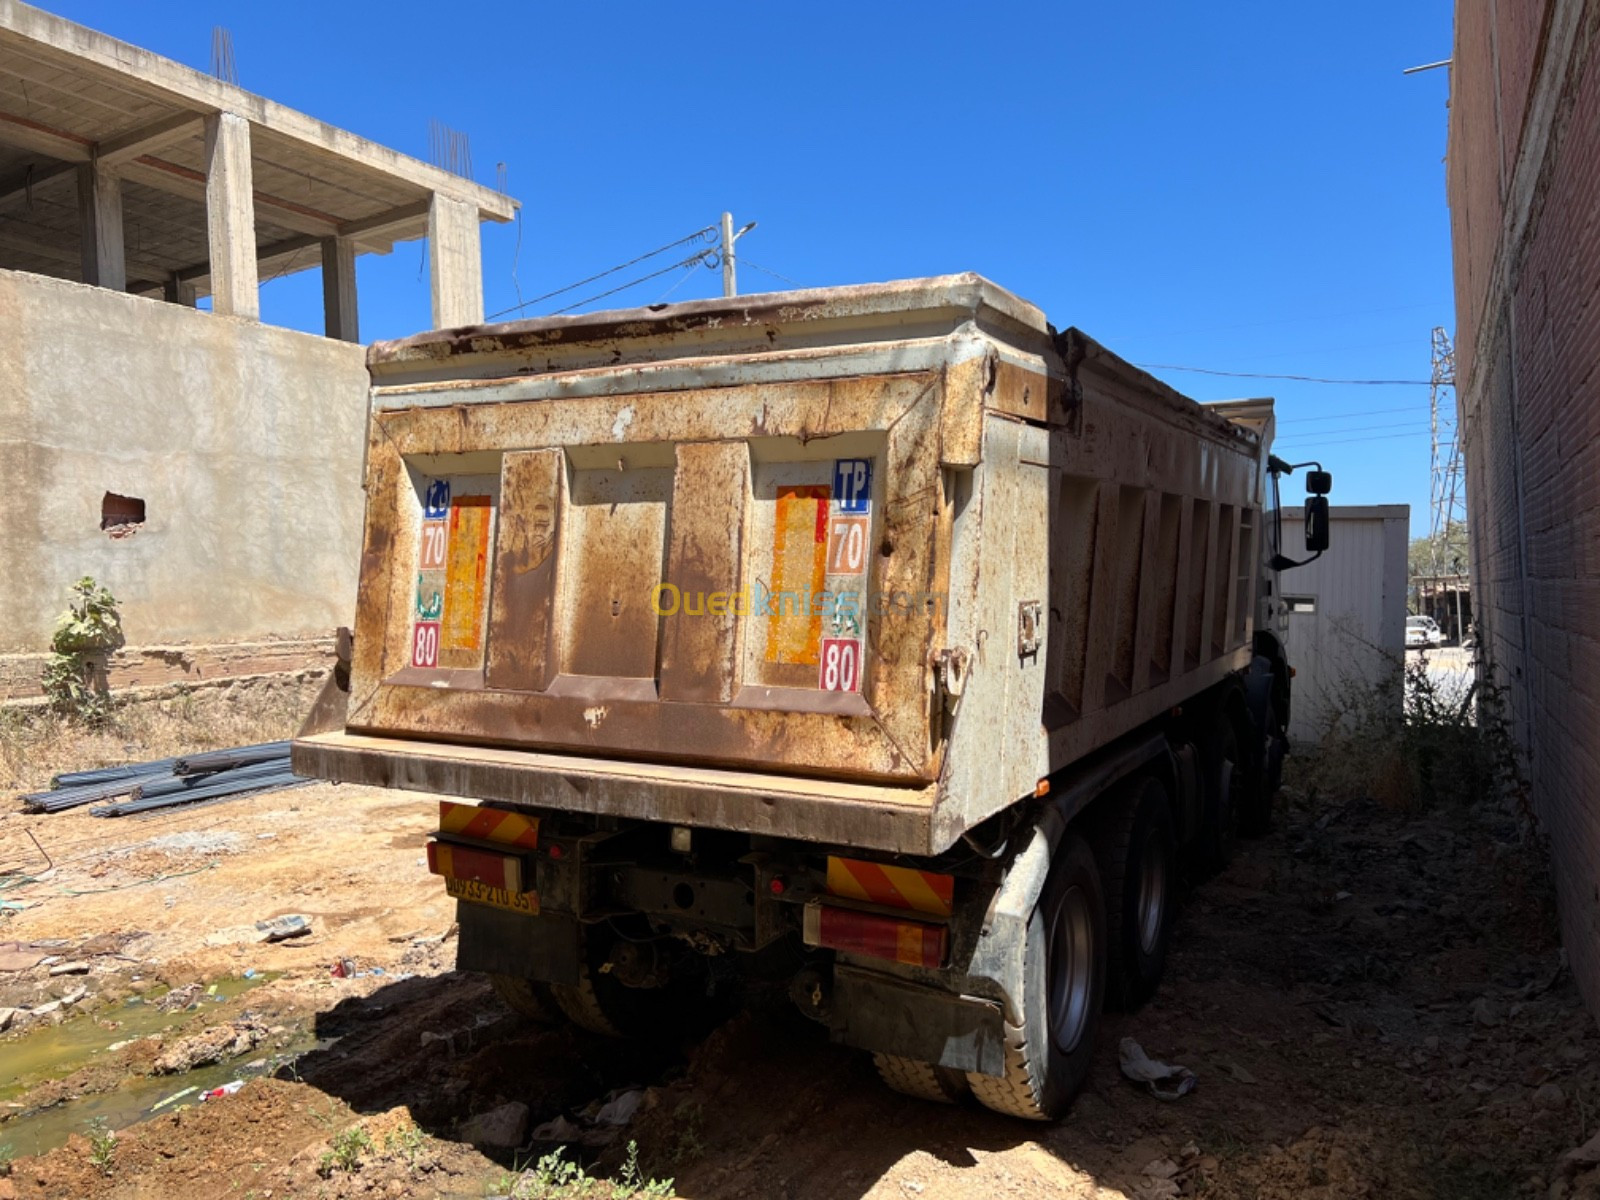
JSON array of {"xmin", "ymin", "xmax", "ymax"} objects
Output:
[{"xmin": 1406, "ymin": 614, "xmax": 1444, "ymax": 648}]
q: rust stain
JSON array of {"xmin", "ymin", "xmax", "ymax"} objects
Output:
[
  {"xmin": 440, "ymin": 495, "xmax": 491, "ymax": 663},
  {"xmin": 487, "ymin": 451, "xmax": 564, "ymax": 692},
  {"xmin": 767, "ymin": 485, "xmax": 829, "ymax": 666}
]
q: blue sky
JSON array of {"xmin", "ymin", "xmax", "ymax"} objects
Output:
[{"xmin": 49, "ymin": 1, "xmax": 1456, "ymax": 535}]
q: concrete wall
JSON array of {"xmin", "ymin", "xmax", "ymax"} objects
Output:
[
  {"xmin": 1447, "ymin": 0, "xmax": 1600, "ymax": 1012},
  {"xmin": 0, "ymin": 267, "xmax": 367, "ymax": 664},
  {"xmin": 1277, "ymin": 505, "xmax": 1409, "ymax": 742}
]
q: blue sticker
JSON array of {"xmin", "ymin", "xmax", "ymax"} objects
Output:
[
  {"xmin": 423, "ymin": 478, "xmax": 452, "ymax": 520},
  {"xmin": 832, "ymin": 459, "xmax": 872, "ymax": 513}
]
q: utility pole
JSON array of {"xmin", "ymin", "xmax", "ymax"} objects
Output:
[
  {"xmin": 721, "ymin": 211, "xmax": 736, "ymax": 297},
  {"xmin": 1427, "ymin": 326, "xmax": 1469, "ymax": 641}
]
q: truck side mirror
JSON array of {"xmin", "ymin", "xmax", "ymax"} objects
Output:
[
  {"xmin": 1305, "ymin": 495, "xmax": 1330, "ymax": 553},
  {"xmin": 1306, "ymin": 470, "xmax": 1332, "ymax": 495}
]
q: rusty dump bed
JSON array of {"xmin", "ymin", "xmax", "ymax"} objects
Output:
[{"xmin": 295, "ymin": 274, "xmax": 1273, "ymax": 855}]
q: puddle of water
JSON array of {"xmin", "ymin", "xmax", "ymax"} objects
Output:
[
  {"xmin": 0, "ymin": 1031, "xmax": 328, "ymax": 1158},
  {"xmin": 0, "ymin": 974, "xmax": 305, "ymax": 1157}
]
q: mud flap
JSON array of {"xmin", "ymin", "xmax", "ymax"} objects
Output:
[
  {"xmin": 958, "ymin": 732, "xmax": 1169, "ymax": 1039},
  {"xmin": 829, "ymin": 964, "xmax": 1006, "ymax": 1076},
  {"xmin": 456, "ymin": 901, "xmax": 580, "ymax": 986}
]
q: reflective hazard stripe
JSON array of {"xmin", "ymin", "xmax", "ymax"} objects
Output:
[
  {"xmin": 825, "ymin": 856, "xmax": 954, "ymax": 917},
  {"xmin": 438, "ymin": 801, "xmax": 540, "ymax": 849}
]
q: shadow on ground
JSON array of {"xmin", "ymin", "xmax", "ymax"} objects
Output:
[{"xmin": 284, "ymin": 784, "xmax": 1595, "ymax": 1200}]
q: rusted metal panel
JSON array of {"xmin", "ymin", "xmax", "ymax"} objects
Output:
[
  {"xmin": 311, "ymin": 276, "xmax": 1278, "ymax": 853},
  {"xmin": 486, "ymin": 450, "xmax": 564, "ymax": 692},
  {"xmin": 659, "ymin": 442, "xmax": 750, "ymax": 704},
  {"xmin": 294, "ymin": 731, "xmax": 937, "ymax": 855}
]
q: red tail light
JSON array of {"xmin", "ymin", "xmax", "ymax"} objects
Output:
[
  {"xmin": 802, "ymin": 900, "xmax": 947, "ymax": 968},
  {"xmin": 426, "ymin": 840, "xmax": 527, "ymax": 894}
]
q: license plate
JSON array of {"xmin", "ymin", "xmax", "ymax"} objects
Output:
[{"xmin": 444, "ymin": 876, "xmax": 540, "ymax": 915}]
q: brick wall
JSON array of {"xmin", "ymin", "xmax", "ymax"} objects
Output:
[{"xmin": 1448, "ymin": 1, "xmax": 1600, "ymax": 1012}]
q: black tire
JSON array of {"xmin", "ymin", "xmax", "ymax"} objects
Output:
[
  {"xmin": 490, "ymin": 973, "xmax": 559, "ymax": 1024},
  {"xmin": 873, "ymin": 1053, "xmax": 971, "ymax": 1104},
  {"xmin": 1091, "ymin": 776, "xmax": 1177, "ymax": 1011},
  {"xmin": 1193, "ymin": 710, "xmax": 1241, "ymax": 875},
  {"xmin": 549, "ymin": 926, "xmax": 729, "ymax": 1039},
  {"xmin": 967, "ymin": 833, "xmax": 1106, "ymax": 1120},
  {"xmin": 1239, "ymin": 700, "xmax": 1281, "ymax": 837}
]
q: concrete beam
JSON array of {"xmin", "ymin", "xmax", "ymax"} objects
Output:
[
  {"xmin": 75, "ymin": 161, "xmax": 125, "ymax": 291},
  {"xmin": 428, "ymin": 192, "xmax": 483, "ymax": 329},
  {"xmin": 163, "ymin": 274, "xmax": 198, "ymax": 306},
  {"xmin": 321, "ymin": 235, "xmax": 359, "ymax": 342},
  {"xmin": 0, "ymin": 226, "xmax": 165, "ymax": 286},
  {"xmin": 341, "ymin": 198, "xmax": 430, "ymax": 240},
  {"xmin": 96, "ymin": 111, "xmax": 204, "ymax": 165},
  {"xmin": 0, "ymin": 107, "xmax": 91, "ymax": 160},
  {"xmin": 203, "ymin": 111, "xmax": 258, "ymax": 319},
  {"xmin": 120, "ymin": 155, "xmax": 343, "ymax": 238},
  {"xmin": 0, "ymin": 158, "xmax": 74, "ymax": 212},
  {"xmin": 0, "ymin": 113, "xmax": 203, "ymax": 213}
]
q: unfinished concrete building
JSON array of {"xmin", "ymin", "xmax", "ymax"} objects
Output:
[
  {"xmin": 1447, "ymin": 1, "xmax": 1600, "ymax": 1010},
  {"xmin": 0, "ymin": 1, "xmax": 516, "ymax": 698}
]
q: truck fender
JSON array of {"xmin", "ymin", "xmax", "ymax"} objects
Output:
[
  {"xmin": 959, "ymin": 732, "xmax": 1168, "ymax": 1027},
  {"xmin": 1243, "ymin": 655, "xmax": 1275, "ymax": 734}
]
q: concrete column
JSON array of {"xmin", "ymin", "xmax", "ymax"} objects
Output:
[
  {"xmin": 76, "ymin": 162, "xmax": 125, "ymax": 291},
  {"xmin": 428, "ymin": 192, "xmax": 483, "ymax": 328},
  {"xmin": 203, "ymin": 112, "xmax": 259, "ymax": 319},
  {"xmin": 321, "ymin": 236, "xmax": 360, "ymax": 342},
  {"xmin": 163, "ymin": 275, "xmax": 198, "ymax": 307}
]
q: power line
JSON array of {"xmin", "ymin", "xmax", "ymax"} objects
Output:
[
  {"xmin": 486, "ymin": 224, "xmax": 718, "ymax": 322},
  {"xmin": 548, "ymin": 247, "xmax": 718, "ymax": 316},
  {"xmin": 1277, "ymin": 404, "xmax": 1427, "ymax": 424},
  {"xmin": 1275, "ymin": 419, "xmax": 1435, "ymax": 440},
  {"xmin": 652, "ymin": 260, "xmax": 704, "ymax": 303},
  {"xmin": 740, "ymin": 258, "xmax": 801, "ymax": 288},
  {"xmin": 1101, "ymin": 301, "xmax": 1438, "ymax": 344},
  {"xmin": 1277, "ymin": 430, "xmax": 1450, "ymax": 448},
  {"xmin": 1141, "ymin": 363, "xmax": 1434, "ymax": 386}
]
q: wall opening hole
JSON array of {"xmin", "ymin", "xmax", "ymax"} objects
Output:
[
  {"xmin": 102, "ymin": 492, "xmax": 146, "ymax": 539},
  {"xmin": 671, "ymin": 883, "xmax": 696, "ymax": 910}
]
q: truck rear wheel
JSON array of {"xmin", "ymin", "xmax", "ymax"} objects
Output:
[
  {"xmin": 490, "ymin": 973, "xmax": 559, "ymax": 1024},
  {"xmin": 1239, "ymin": 695, "xmax": 1282, "ymax": 836},
  {"xmin": 1193, "ymin": 712, "xmax": 1241, "ymax": 875},
  {"xmin": 873, "ymin": 1053, "xmax": 971, "ymax": 1104},
  {"xmin": 1092, "ymin": 776, "xmax": 1176, "ymax": 1011},
  {"xmin": 549, "ymin": 925, "xmax": 728, "ymax": 1039},
  {"xmin": 967, "ymin": 833, "xmax": 1105, "ymax": 1120}
]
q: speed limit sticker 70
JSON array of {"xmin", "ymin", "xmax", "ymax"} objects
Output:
[
  {"xmin": 819, "ymin": 638, "xmax": 862, "ymax": 693},
  {"xmin": 827, "ymin": 516, "xmax": 869, "ymax": 576}
]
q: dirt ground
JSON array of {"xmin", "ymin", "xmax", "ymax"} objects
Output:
[{"xmin": 2, "ymin": 690, "xmax": 1599, "ymax": 1200}]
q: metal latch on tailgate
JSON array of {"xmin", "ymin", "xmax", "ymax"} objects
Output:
[{"xmin": 932, "ymin": 646, "xmax": 970, "ymax": 715}]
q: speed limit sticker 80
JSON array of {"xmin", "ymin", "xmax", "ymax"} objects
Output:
[
  {"xmin": 819, "ymin": 637, "xmax": 862, "ymax": 693},
  {"xmin": 412, "ymin": 621, "xmax": 441, "ymax": 669}
]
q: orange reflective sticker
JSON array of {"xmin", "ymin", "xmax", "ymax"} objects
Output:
[
  {"xmin": 442, "ymin": 495, "xmax": 492, "ymax": 659},
  {"xmin": 767, "ymin": 485, "xmax": 829, "ymax": 664}
]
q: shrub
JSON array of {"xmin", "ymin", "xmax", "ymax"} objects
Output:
[{"xmin": 40, "ymin": 576, "xmax": 123, "ymax": 724}]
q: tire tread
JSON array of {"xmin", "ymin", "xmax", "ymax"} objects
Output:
[
  {"xmin": 966, "ymin": 1012, "xmax": 1051, "ymax": 1119},
  {"xmin": 873, "ymin": 1053, "xmax": 969, "ymax": 1104},
  {"xmin": 550, "ymin": 968, "xmax": 626, "ymax": 1037},
  {"xmin": 489, "ymin": 973, "xmax": 559, "ymax": 1024}
]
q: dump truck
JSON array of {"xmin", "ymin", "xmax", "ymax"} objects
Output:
[{"xmin": 294, "ymin": 274, "xmax": 1332, "ymax": 1120}]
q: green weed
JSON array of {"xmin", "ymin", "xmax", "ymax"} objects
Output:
[
  {"xmin": 317, "ymin": 1125, "xmax": 373, "ymax": 1177},
  {"xmin": 86, "ymin": 1118, "xmax": 116, "ymax": 1177},
  {"xmin": 499, "ymin": 1140, "xmax": 673, "ymax": 1199}
]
